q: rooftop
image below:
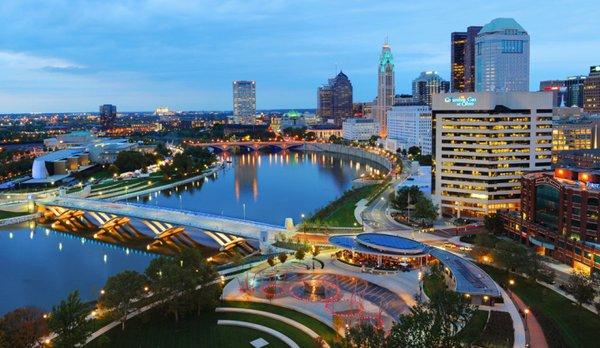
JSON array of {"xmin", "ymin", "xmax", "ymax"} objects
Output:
[{"xmin": 479, "ymin": 18, "xmax": 526, "ymax": 35}]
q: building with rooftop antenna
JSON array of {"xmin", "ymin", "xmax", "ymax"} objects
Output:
[
  {"xmin": 373, "ymin": 41, "xmax": 395, "ymax": 137},
  {"xmin": 475, "ymin": 18, "xmax": 530, "ymax": 92}
]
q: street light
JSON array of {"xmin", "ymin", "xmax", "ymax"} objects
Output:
[{"xmin": 509, "ymin": 279, "xmax": 515, "ymax": 286}]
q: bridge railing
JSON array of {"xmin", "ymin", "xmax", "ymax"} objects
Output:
[{"xmin": 62, "ymin": 198, "xmax": 288, "ymax": 231}]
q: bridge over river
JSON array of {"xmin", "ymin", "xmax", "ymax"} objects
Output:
[{"xmin": 34, "ymin": 197, "xmax": 292, "ymax": 253}]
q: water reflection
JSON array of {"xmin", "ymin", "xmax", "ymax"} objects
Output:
[
  {"xmin": 0, "ymin": 222, "xmax": 155, "ymax": 314},
  {"xmin": 130, "ymin": 151, "xmax": 386, "ymax": 225}
]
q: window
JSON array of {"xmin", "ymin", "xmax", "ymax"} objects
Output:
[
  {"xmin": 588, "ymin": 197, "xmax": 599, "ymax": 206},
  {"xmin": 572, "ymin": 195, "xmax": 581, "ymax": 204},
  {"xmin": 502, "ymin": 40, "xmax": 523, "ymax": 53},
  {"xmin": 535, "ymin": 184, "xmax": 559, "ymax": 230},
  {"xmin": 476, "ymin": 42, "xmax": 482, "ymax": 55}
]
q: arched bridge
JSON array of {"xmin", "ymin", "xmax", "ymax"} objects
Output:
[
  {"xmin": 189, "ymin": 141, "xmax": 306, "ymax": 152},
  {"xmin": 35, "ymin": 197, "xmax": 292, "ymax": 247}
]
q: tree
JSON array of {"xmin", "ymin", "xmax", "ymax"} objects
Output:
[
  {"xmin": 99, "ymin": 270, "xmax": 147, "ymax": 330},
  {"xmin": 48, "ymin": 290, "xmax": 91, "ymax": 348},
  {"xmin": 492, "ymin": 240, "xmax": 528, "ymax": 272},
  {"xmin": 484, "ymin": 213, "xmax": 504, "ymax": 235},
  {"xmin": 412, "ymin": 196, "xmax": 438, "ymax": 223},
  {"xmin": 390, "ymin": 185, "xmax": 423, "ymax": 211},
  {"xmin": 107, "ymin": 164, "xmax": 120, "ymax": 176},
  {"xmin": 566, "ymin": 273, "xmax": 596, "ymax": 307},
  {"xmin": 408, "ymin": 146, "xmax": 421, "ymax": 158},
  {"xmin": 294, "ymin": 249, "xmax": 305, "ymax": 261},
  {"xmin": 385, "ymin": 304, "xmax": 436, "ymax": 348},
  {"xmin": 277, "ymin": 252, "xmax": 288, "ymax": 265},
  {"xmin": 267, "ymin": 255, "xmax": 276, "ymax": 267},
  {"xmin": 344, "ymin": 321, "xmax": 385, "ymax": 348},
  {"xmin": 311, "ymin": 245, "xmax": 320, "ymax": 258},
  {"xmin": 145, "ymin": 249, "xmax": 219, "ymax": 322},
  {"xmin": 0, "ymin": 306, "xmax": 48, "ymax": 348},
  {"xmin": 368, "ymin": 135, "xmax": 379, "ymax": 147},
  {"xmin": 155, "ymin": 142, "xmax": 171, "ymax": 157}
]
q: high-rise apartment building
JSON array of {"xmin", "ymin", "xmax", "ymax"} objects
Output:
[
  {"xmin": 432, "ymin": 92, "xmax": 553, "ymax": 218},
  {"xmin": 475, "ymin": 18, "xmax": 530, "ymax": 92},
  {"xmin": 583, "ymin": 65, "xmax": 600, "ymax": 113},
  {"xmin": 386, "ymin": 104, "xmax": 432, "ymax": 154},
  {"xmin": 451, "ymin": 26, "xmax": 482, "ymax": 92},
  {"xmin": 373, "ymin": 42, "xmax": 395, "ymax": 137},
  {"xmin": 99, "ymin": 104, "xmax": 117, "ymax": 129},
  {"xmin": 317, "ymin": 72, "xmax": 353, "ymax": 126},
  {"xmin": 565, "ymin": 76, "xmax": 587, "ymax": 107},
  {"xmin": 412, "ymin": 71, "xmax": 450, "ymax": 107},
  {"xmin": 233, "ymin": 80, "xmax": 256, "ymax": 124}
]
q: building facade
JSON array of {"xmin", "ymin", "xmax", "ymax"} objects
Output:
[
  {"xmin": 583, "ymin": 65, "xmax": 600, "ymax": 113},
  {"xmin": 342, "ymin": 118, "xmax": 378, "ymax": 141},
  {"xmin": 373, "ymin": 42, "xmax": 395, "ymax": 137},
  {"xmin": 501, "ymin": 168, "xmax": 600, "ymax": 275},
  {"xmin": 99, "ymin": 104, "xmax": 117, "ymax": 129},
  {"xmin": 475, "ymin": 18, "xmax": 530, "ymax": 92},
  {"xmin": 432, "ymin": 92, "xmax": 553, "ymax": 218},
  {"xmin": 451, "ymin": 26, "xmax": 482, "ymax": 92},
  {"xmin": 552, "ymin": 119, "xmax": 600, "ymax": 153},
  {"xmin": 308, "ymin": 125, "xmax": 343, "ymax": 140},
  {"xmin": 539, "ymin": 80, "xmax": 565, "ymax": 107},
  {"xmin": 317, "ymin": 85, "xmax": 333, "ymax": 120},
  {"xmin": 387, "ymin": 104, "xmax": 432, "ymax": 154},
  {"xmin": 555, "ymin": 149, "xmax": 600, "ymax": 169},
  {"xmin": 412, "ymin": 71, "xmax": 450, "ymax": 107},
  {"xmin": 565, "ymin": 76, "xmax": 587, "ymax": 107},
  {"xmin": 233, "ymin": 80, "xmax": 256, "ymax": 124}
]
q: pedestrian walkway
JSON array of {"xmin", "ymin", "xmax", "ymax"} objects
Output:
[{"xmin": 509, "ymin": 292, "xmax": 549, "ymax": 348}]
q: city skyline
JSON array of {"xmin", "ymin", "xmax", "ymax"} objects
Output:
[{"xmin": 0, "ymin": 0, "xmax": 599, "ymax": 113}]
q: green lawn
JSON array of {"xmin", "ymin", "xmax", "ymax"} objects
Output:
[
  {"xmin": 306, "ymin": 184, "xmax": 379, "ymax": 227},
  {"xmin": 87, "ymin": 307, "xmax": 288, "ymax": 348},
  {"xmin": 481, "ymin": 264, "xmax": 600, "ymax": 348},
  {"xmin": 477, "ymin": 311, "xmax": 514, "ymax": 347},
  {"xmin": 423, "ymin": 270, "xmax": 446, "ymax": 298},
  {"xmin": 456, "ymin": 310, "xmax": 489, "ymax": 346},
  {"xmin": 0, "ymin": 210, "xmax": 29, "ymax": 220},
  {"xmin": 223, "ymin": 301, "xmax": 341, "ymax": 347}
]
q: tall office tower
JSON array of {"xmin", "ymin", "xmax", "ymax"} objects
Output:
[
  {"xmin": 317, "ymin": 85, "xmax": 333, "ymax": 121},
  {"xmin": 432, "ymin": 92, "xmax": 553, "ymax": 218},
  {"xmin": 451, "ymin": 26, "xmax": 482, "ymax": 92},
  {"xmin": 373, "ymin": 41, "xmax": 395, "ymax": 137},
  {"xmin": 450, "ymin": 32, "xmax": 467, "ymax": 92},
  {"xmin": 475, "ymin": 18, "xmax": 530, "ymax": 92},
  {"xmin": 386, "ymin": 104, "xmax": 432, "ymax": 154},
  {"xmin": 233, "ymin": 80, "xmax": 256, "ymax": 124},
  {"xmin": 583, "ymin": 65, "xmax": 600, "ymax": 113},
  {"xmin": 99, "ymin": 104, "xmax": 117, "ymax": 129},
  {"xmin": 331, "ymin": 71, "xmax": 353, "ymax": 125},
  {"xmin": 317, "ymin": 71, "xmax": 353, "ymax": 125},
  {"xmin": 565, "ymin": 76, "xmax": 586, "ymax": 107},
  {"xmin": 412, "ymin": 71, "xmax": 450, "ymax": 106},
  {"xmin": 539, "ymin": 80, "xmax": 566, "ymax": 107}
]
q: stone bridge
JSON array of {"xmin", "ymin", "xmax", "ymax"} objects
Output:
[{"xmin": 189, "ymin": 141, "xmax": 306, "ymax": 152}]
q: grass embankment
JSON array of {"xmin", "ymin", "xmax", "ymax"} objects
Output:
[
  {"xmin": 224, "ymin": 301, "xmax": 341, "ymax": 346},
  {"xmin": 0, "ymin": 210, "xmax": 29, "ymax": 220},
  {"xmin": 456, "ymin": 309, "xmax": 488, "ymax": 345},
  {"xmin": 87, "ymin": 307, "xmax": 288, "ymax": 348},
  {"xmin": 480, "ymin": 264, "xmax": 600, "ymax": 348},
  {"xmin": 89, "ymin": 300, "xmax": 340, "ymax": 348},
  {"xmin": 304, "ymin": 184, "xmax": 379, "ymax": 228}
]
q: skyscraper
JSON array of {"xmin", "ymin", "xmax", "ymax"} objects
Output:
[
  {"xmin": 583, "ymin": 65, "xmax": 600, "ymax": 113},
  {"xmin": 317, "ymin": 71, "xmax": 353, "ymax": 126},
  {"xmin": 233, "ymin": 80, "xmax": 256, "ymax": 124},
  {"xmin": 565, "ymin": 76, "xmax": 586, "ymax": 107},
  {"xmin": 99, "ymin": 104, "xmax": 117, "ymax": 129},
  {"xmin": 539, "ymin": 80, "xmax": 566, "ymax": 107},
  {"xmin": 451, "ymin": 26, "xmax": 482, "ymax": 92},
  {"xmin": 475, "ymin": 18, "xmax": 530, "ymax": 92},
  {"xmin": 373, "ymin": 42, "xmax": 395, "ymax": 137},
  {"xmin": 450, "ymin": 32, "xmax": 467, "ymax": 92},
  {"xmin": 412, "ymin": 71, "xmax": 450, "ymax": 106}
]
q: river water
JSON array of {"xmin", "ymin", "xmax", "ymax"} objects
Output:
[{"xmin": 0, "ymin": 150, "xmax": 382, "ymax": 313}]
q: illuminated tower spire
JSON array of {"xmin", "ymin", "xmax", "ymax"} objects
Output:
[{"xmin": 374, "ymin": 40, "xmax": 395, "ymax": 137}]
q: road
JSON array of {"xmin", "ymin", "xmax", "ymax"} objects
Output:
[{"xmin": 361, "ymin": 173, "xmax": 412, "ymax": 231}]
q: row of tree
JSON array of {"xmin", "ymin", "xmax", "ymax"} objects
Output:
[
  {"xmin": 343, "ymin": 266, "xmax": 474, "ymax": 347},
  {"xmin": 160, "ymin": 146, "xmax": 217, "ymax": 180},
  {"xmin": 111, "ymin": 150, "xmax": 162, "ymax": 174}
]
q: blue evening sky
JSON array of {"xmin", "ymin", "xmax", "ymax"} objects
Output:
[{"xmin": 0, "ymin": 0, "xmax": 598, "ymax": 113}]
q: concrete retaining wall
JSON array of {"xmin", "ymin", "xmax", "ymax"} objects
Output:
[
  {"xmin": 303, "ymin": 143, "xmax": 393, "ymax": 172},
  {"xmin": 0, "ymin": 212, "xmax": 41, "ymax": 227}
]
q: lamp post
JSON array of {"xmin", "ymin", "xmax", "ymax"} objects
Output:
[{"xmin": 243, "ymin": 203, "xmax": 246, "ymax": 220}]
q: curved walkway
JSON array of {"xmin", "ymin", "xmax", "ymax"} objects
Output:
[
  {"xmin": 217, "ymin": 319, "xmax": 300, "ymax": 348},
  {"xmin": 509, "ymin": 292, "xmax": 549, "ymax": 348},
  {"xmin": 216, "ymin": 307, "xmax": 329, "ymax": 348}
]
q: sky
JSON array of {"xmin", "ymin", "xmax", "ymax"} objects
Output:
[{"xmin": 0, "ymin": 0, "xmax": 598, "ymax": 113}]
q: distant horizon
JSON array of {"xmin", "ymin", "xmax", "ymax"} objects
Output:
[{"xmin": 1, "ymin": 1, "xmax": 598, "ymax": 113}]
